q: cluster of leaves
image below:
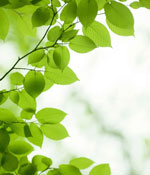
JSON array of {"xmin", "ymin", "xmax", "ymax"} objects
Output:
[{"xmin": 0, "ymin": 0, "xmax": 148, "ymax": 174}]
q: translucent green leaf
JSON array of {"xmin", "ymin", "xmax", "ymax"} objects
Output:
[
  {"xmin": 18, "ymin": 90, "xmax": 36, "ymax": 113},
  {"xmin": 36, "ymin": 108, "xmax": 67, "ymax": 124},
  {"xmin": 32, "ymin": 155, "xmax": 52, "ymax": 171},
  {"xmin": 18, "ymin": 163, "xmax": 37, "ymax": 175},
  {"xmin": 45, "ymin": 67, "xmax": 79, "ymax": 85},
  {"xmin": 53, "ymin": 46, "xmax": 70, "ymax": 70},
  {"xmin": 59, "ymin": 164, "xmax": 81, "ymax": 175},
  {"xmin": 9, "ymin": 91, "xmax": 20, "ymax": 105},
  {"xmin": 20, "ymin": 156, "xmax": 29, "ymax": 166},
  {"xmin": 0, "ymin": 8, "xmax": 9, "ymax": 40},
  {"xmin": 24, "ymin": 71, "xmax": 45, "ymax": 98},
  {"xmin": 104, "ymin": 1, "xmax": 134, "ymax": 31},
  {"xmin": 69, "ymin": 157, "xmax": 94, "ymax": 169},
  {"xmin": 140, "ymin": 0, "xmax": 150, "ymax": 9},
  {"xmin": 2, "ymin": 153, "xmax": 18, "ymax": 172},
  {"xmin": 24, "ymin": 124, "xmax": 32, "ymax": 137},
  {"xmin": 83, "ymin": 21, "xmax": 111, "ymax": 47},
  {"xmin": 47, "ymin": 26, "xmax": 62, "ymax": 43},
  {"xmin": 10, "ymin": 122, "xmax": 26, "ymax": 137},
  {"xmin": 60, "ymin": 0, "xmax": 77, "ymax": 24},
  {"xmin": 28, "ymin": 50, "xmax": 45, "ymax": 65},
  {"xmin": 69, "ymin": 35, "xmax": 96, "ymax": 53},
  {"xmin": 96, "ymin": 0, "xmax": 106, "ymax": 10},
  {"xmin": 27, "ymin": 123, "xmax": 43, "ymax": 147},
  {"xmin": 20, "ymin": 110, "xmax": 33, "ymax": 120},
  {"xmin": 0, "ymin": 90, "xmax": 8, "ymax": 105},
  {"xmin": 0, "ymin": 129, "xmax": 10, "ymax": 153},
  {"xmin": 48, "ymin": 169, "xmax": 62, "ymax": 175},
  {"xmin": 47, "ymin": 49, "xmax": 57, "ymax": 69},
  {"xmin": 61, "ymin": 30, "xmax": 78, "ymax": 42},
  {"xmin": 43, "ymin": 76, "xmax": 54, "ymax": 92},
  {"xmin": 90, "ymin": 164, "xmax": 111, "ymax": 175},
  {"xmin": 8, "ymin": 0, "xmax": 31, "ymax": 8},
  {"xmin": 10, "ymin": 72, "xmax": 24, "ymax": 85},
  {"xmin": 32, "ymin": 7, "xmax": 50, "ymax": 27},
  {"xmin": 53, "ymin": 0, "xmax": 61, "ymax": 8},
  {"xmin": 0, "ymin": 108, "xmax": 17, "ymax": 123},
  {"xmin": 8, "ymin": 140, "xmax": 34, "ymax": 156},
  {"xmin": 130, "ymin": 1, "xmax": 142, "ymax": 9},
  {"xmin": 77, "ymin": 0, "xmax": 98, "ymax": 28},
  {"xmin": 41, "ymin": 123, "xmax": 69, "ymax": 140},
  {"xmin": 0, "ymin": 0, "xmax": 9, "ymax": 7}
]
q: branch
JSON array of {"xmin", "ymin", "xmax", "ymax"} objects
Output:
[{"xmin": 0, "ymin": 87, "xmax": 23, "ymax": 94}]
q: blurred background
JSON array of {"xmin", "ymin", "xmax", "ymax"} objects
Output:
[{"xmin": 0, "ymin": 5, "xmax": 150, "ymax": 175}]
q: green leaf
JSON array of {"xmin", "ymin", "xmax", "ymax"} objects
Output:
[
  {"xmin": 59, "ymin": 165, "xmax": 81, "ymax": 175},
  {"xmin": 0, "ymin": 90, "xmax": 8, "ymax": 105},
  {"xmin": 9, "ymin": 91, "xmax": 20, "ymax": 105},
  {"xmin": 10, "ymin": 122, "xmax": 26, "ymax": 137},
  {"xmin": 24, "ymin": 124, "xmax": 32, "ymax": 137},
  {"xmin": 45, "ymin": 67, "xmax": 79, "ymax": 85},
  {"xmin": 140, "ymin": 0, "xmax": 150, "ymax": 9},
  {"xmin": 28, "ymin": 50, "xmax": 45, "ymax": 65},
  {"xmin": 69, "ymin": 35, "xmax": 96, "ymax": 53},
  {"xmin": 20, "ymin": 110, "xmax": 33, "ymax": 120},
  {"xmin": 18, "ymin": 90, "xmax": 36, "ymax": 113},
  {"xmin": 32, "ymin": 7, "xmax": 50, "ymax": 27},
  {"xmin": 47, "ymin": 26, "xmax": 62, "ymax": 43},
  {"xmin": 0, "ymin": 8, "xmax": 9, "ymax": 40},
  {"xmin": 83, "ymin": 21, "xmax": 111, "ymax": 47},
  {"xmin": 69, "ymin": 157, "xmax": 94, "ymax": 169},
  {"xmin": 27, "ymin": 123, "xmax": 43, "ymax": 147},
  {"xmin": 0, "ymin": 108, "xmax": 17, "ymax": 123},
  {"xmin": 10, "ymin": 72, "xmax": 24, "ymax": 85},
  {"xmin": 104, "ymin": 1, "xmax": 134, "ymax": 31},
  {"xmin": 24, "ymin": 71, "xmax": 45, "ymax": 98},
  {"xmin": 96, "ymin": 0, "xmax": 106, "ymax": 10},
  {"xmin": 48, "ymin": 169, "xmax": 62, "ymax": 175},
  {"xmin": 130, "ymin": 1, "xmax": 142, "ymax": 9},
  {"xmin": 61, "ymin": 30, "xmax": 78, "ymax": 42},
  {"xmin": 8, "ymin": 140, "xmax": 34, "ymax": 156},
  {"xmin": 41, "ymin": 123, "xmax": 69, "ymax": 140},
  {"xmin": 0, "ymin": 0, "xmax": 9, "ymax": 7},
  {"xmin": 8, "ymin": 0, "xmax": 31, "ymax": 8},
  {"xmin": 47, "ymin": 49, "xmax": 57, "ymax": 69},
  {"xmin": 53, "ymin": 46, "xmax": 70, "ymax": 70},
  {"xmin": 18, "ymin": 163, "xmax": 37, "ymax": 175},
  {"xmin": 32, "ymin": 155, "xmax": 52, "ymax": 171},
  {"xmin": 36, "ymin": 108, "xmax": 67, "ymax": 124},
  {"xmin": 43, "ymin": 76, "xmax": 54, "ymax": 92},
  {"xmin": 90, "ymin": 164, "xmax": 111, "ymax": 175},
  {"xmin": 0, "ymin": 129, "xmax": 10, "ymax": 152},
  {"xmin": 2, "ymin": 153, "xmax": 18, "ymax": 172},
  {"xmin": 77, "ymin": 0, "xmax": 98, "ymax": 28},
  {"xmin": 60, "ymin": 0, "xmax": 77, "ymax": 24}
]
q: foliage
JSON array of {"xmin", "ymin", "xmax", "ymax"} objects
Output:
[{"xmin": 0, "ymin": 0, "xmax": 148, "ymax": 174}]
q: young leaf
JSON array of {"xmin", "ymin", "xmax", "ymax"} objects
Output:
[
  {"xmin": 28, "ymin": 50, "xmax": 45, "ymax": 65},
  {"xmin": 96, "ymin": 0, "xmax": 106, "ymax": 10},
  {"xmin": 0, "ymin": 90, "xmax": 8, "ymax": 105},
  {"xmin": 41, "ymin": 123, "xmax": 69, "ymax": 140},
  {"xmin": 48, "ymin": 169, "xmax": 62, "ymax": 175},
  {"xmin": 69, "ymin": 35, "xmax": 96, "ymax": 53},
  {"xmin": 43, "ymin": 76, "xmax": 54, "ymax": 92},
  {"xmin": 77, "ymin": 0, "xmax": 98, "ymax": 28},
  {"xmin": 69, "ymin": 157, "xmax": 94, "ymax": 169},
  {"xmin": 20, "ymin": 110, "xmax": 33, "ymax": 120},
  {"xmin": 36, "ymin": 108, "xmax": 67, "ymax": 124},
  {"xmin": 45, "ymin": 67, "xmax": 79, "ymax": 85},
  {"xmin": 47, "ymin": 49, "xmax": 58, "ymax": 69},
  {"xmin": 8, "ymin": 140, "xmax": 34, "ymax": 156},
  {"xmin": 90, "ymin": 164, "xmax": 111, "ymax": 175},
  {"xmin": 0, "ymin": 129, "xmax": 10, "ymax": 153},
  {"xmin": 10, "ymin": 122, "xmax": 26, "ymax": 137},
  {"xmin": 32, "ymin": 7, "xmax": 51, "ymax": 27},
  {"xmin": 59, "ymin": 164, "xmax": 81, "ymax": 175},
  {"xmin": 61, "ymin": 30, "xmax": 79, "ymax": 42},
  {"xmin": 10, "ymin": 72, "xmax": 24, "ymax": 85},
  {"xmin": 60, "ymin": 0, "xmax": 77, "ymax": 24},
  {"xmin": 83, "ymin": 21, "xmax": 111, "ymax": 47},
  {"xmin": 0, "ymin": 8, "xmax": 9, "ymax": 40},
  {"xmin": 24, "ymin": 71, "xmax": 45, "ymax": 98},
  {"xmin": 27, "ymin": 123, "xmax": 43, "ymax": 147},
  {"xmin": 9, "ymin": 91, "xmax": 20, "ymax": 105},
  {"xmin": 53, "ymin": 46, "xmax": 70, "ymax": 70},
  {"xmin": 47, "ymin": 26, "xmax": 62, "ymax": 43},
  {"xmin": 130, "ymin": 1, "xmax": 142, "ymax": 9},
  {"xmin": 140, "ymin": 0, "xmax": 150, "ymax": 9},
  {"xmin": 24, "ymin": 124, "xmax": 32, "ymax": 137},
  {"xmin": 0, "ymin": 108, "xmax": 17, "ymax": 123},
  {"xmin": 18, "ymin": 163, "xmax": 37, "ymax": 175}
]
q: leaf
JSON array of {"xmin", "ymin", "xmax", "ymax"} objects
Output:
[
  {"xmin": 90, "ymin": 164, "xmax": 111, "ymax": 175},
  {"xmin": 0, "ymin": 0, "xmax": 9, "ymax": 7},
  {"xmin": 8, "ymin": 0, "xmax": 31, "ymax": 8},
  {"xmin": 43, "ymin": 76, "xmax": 54, "ymax": 92},
  {"xmin": 10, "ymin": 72, "xmax": 24, "ymax": 85},
  {"xmin": 24, "ymin": 124, "xmax": 32, "ymax": 137},
  {"xmin": 27, "ymin": 123, "xmax": 43, "ymax": 147},
  {"xmin": 28, "ymin": 50, "xmax": 45, "ymax": 65},
  {"xmin": 83, "ymin": 21, "xmax": 111, "ymax": 47},
  {"xmin": 61, "ymin": 30, "xmax": 79, "ymax": 42},
  {"xmin": 0, "ymin": 8, "xmax": 9, "ymax": 40},
  {"xmin": 53, "ymin": 46, "xmax": 70, "ymax": 70},
  {"xmin": 36, "ymin": 108, "xmax": 67, "ymax": 124},
  {"xmin": 69, "ymin": 157, "xmax": 94, "ymax": 169},
  {"xmin": 45, "ymin": 67, "xmax": 79, "ymax": 85},
  {"xmin": 20, "ymin": 110, "xmax": 33, "ymax": 120},
  {"xmin": 59, "ymin": 165, "xmax": 81, "ymax": 175},
  {"xmin": 96, "ymin": 0, "xmax": 106, "ymax": 10},
  {"xmin": 2, "ymin": 153, "xmax": 18, "ymax": 172},
  {"xmin": 69, "ymin": 35, "xmax": 96, "ymax": 53},
  {"xmin": 130, "ymin": 1, "xmax": 142, "ymax": 9},
  {"xmin": 0, "ymin": 129, "xmax": 10, "ymax": 152},
  {"xmin": 41, "ymin": 123, "xmax": 69, "ymax": 140},
  {"xmin": 18, "ymin": 90, "xmax": 36, "ymax": 113},
  {"xmin": 0, "ymin": 90, "xmax": 8, "ymax": 105},
  {"xmin": 104, "ymin": 1, "xmax": 134, "ymax": 31},
  {"xmin": 8, "ymin": 140, "xmax": 34, "ymax": 156},
  {"xmin": 48, "ymin": 169, "xmax": 62, "ymax": 175},
  {"xmin": 140, "ymin": 0, "xmax": 150, "ymax": 9},
  {"xmin": 24, "ymin": 71, "xmax": 45, "ymax": 98},
  {"xmin": 47, "ymin": 49, "xmax": 57, "ymax": 69},
  {"xmin": 0, "ymin": 108, "xmax": 17, "ymax": 123},
  {"xmin": 18, "ymin": 163, "xmax": 37, "ymax": 175},
  {"xmin": 32, "ymin": 7, "xmax": 50, "ymax": 27},
  {"xmin": 32, "ymin": 155, "xmax": 52, "ymax": 171},
  {"xmin": 60, "ymin": 0, "xmax": 77, "ymax": 24},
  {"xmin": 47, "ymin": 26, "xmax": 62, "ymax": 43},
  {"xmin": 9, "ymin": 91, "xmax": 20, "ymax": 105},
  {"xmin": 10, "ymin": 122, "xmax": 26, "ymax": 137},
  {"xmin": 77, "ymin": 0, "xmax": 98, "ymax": 28}
]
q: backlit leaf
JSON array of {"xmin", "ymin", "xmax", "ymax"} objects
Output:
[
  {"xmin": 90, "ymin": 164, "xmax": 111, "ymax": 175},
  {"xmin": 28, "ymin": 50, "xmax": 45, "ymax": 65},
  {"xmin": 10, "ymin": 72, "xmax": 24, "ymax": 85},
  {"xmin": 0, "ymin": 129, "xmax": 10, "ymax": 152},
  {"xmin": 59, "ymin": 164, "xmax": 81, "ymax": 175}
]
